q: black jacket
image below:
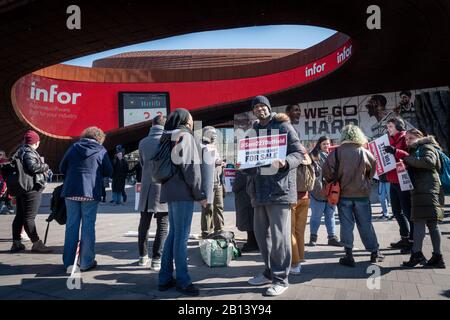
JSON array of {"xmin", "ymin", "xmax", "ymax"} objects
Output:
[
  {"xmin": 243, "ymin": 113, "xmax": 304, "ymax": 205},
  {"xmin": 15, "ymin": 144, "xmax": 48, "ymax": 192}
]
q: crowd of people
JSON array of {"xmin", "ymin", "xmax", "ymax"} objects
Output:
[{"xmin": 0, "ymin": 95, "xmax": 447, "ymax": 297}]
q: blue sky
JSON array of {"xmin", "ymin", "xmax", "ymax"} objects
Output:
[{"xmin": 64, "ymin": 25, "xmax": 336, "ymax": 67}]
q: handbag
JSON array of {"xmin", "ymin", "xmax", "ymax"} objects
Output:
[{"xmin": 323, "ymin": 148, "xmax": 340, "ymax": 205}]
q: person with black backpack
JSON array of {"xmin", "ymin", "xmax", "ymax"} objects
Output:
[
  {"xmin": 10, "ymin": 130, "xmax": 52, "ymax": 253},
  {"xmin": 157, "ymin": 109, "xmax": 207, "ymax": 297},
  {"xmin": 59, "ymin": 127, "xmax": 113, "ymax": 272}
]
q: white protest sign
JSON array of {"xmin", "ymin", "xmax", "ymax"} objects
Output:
[
  {"xmin": 368, "ymin": 134, "xmax": 396, "ymax": 176},
  {"xmin": 396, "ymin": 162, "xmax": 414, "ymax": 191},
  {"xmin": 134, "ymin": 183, "xmax": 141, "ymax": 211},
  {"xmin": 223, "ymin": 168, "xmax": 236, "ymax": 193},
  {"xmin": 237, "ymin": 134, "xmax": 287, "ymax": 169}
]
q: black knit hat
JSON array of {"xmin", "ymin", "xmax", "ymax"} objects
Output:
[{"xmin": 251, "ymin": 95, "xmax": 271, "ymax": 112}]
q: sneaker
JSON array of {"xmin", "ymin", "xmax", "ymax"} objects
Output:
[
  {"xmin": 151, "ymin": 259, "xmax": 161, "ymax": 271},
  {"xmin": 265, "ymin": 284, "xmax": 288, "ymax": 296},
  {"xmin": 158, "ymin": 278, "xmax": 176, "ymax": 291},
  {"xmin": 10, "ymin": 240, "xmax": 26, "ymax": 253},
  {"xmin": 6, "ymin": 204, "xmax": 14, "ymax": 214},
  {"xmin": 138, "ymin": 256, "xmax": 150, "ymax": 266},
  {"xmin": 308, "ymin": 234, "xmax": 318, "ymax": 247},
  {"xmin": 328, "ymin": 236, "xmax": 343, "ymax": 247},
  {"xmin": 176, "ymin": 284, "xmax": 200, "ymax": 296},
  {"xmin": 31, "ymin": 240, "xmax": 52, "ymax": 253},
  {"xmin": 370, "ymin": 250, "xmax": 385, "ymax": 263},
  {"xmin": 248, "ymin": 274, "xmax": 272, "ymax": 286},
  {"xmin": 80, "ymin": 260, "xmax": 97, "ymax": 272},
  {"xmin": 290, "ymin": 263, "xmax": 302, "ymax": 275},
  {"xmin": 20, "ymin": 232, "xmax": 30, "ymax": 242}
]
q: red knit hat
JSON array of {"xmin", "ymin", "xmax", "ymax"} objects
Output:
[{"xmin": 23, "ymin": 130, "xmax": 40, "ymax": 145}]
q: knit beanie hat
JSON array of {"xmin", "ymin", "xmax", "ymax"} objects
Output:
[
  {"xmin": 23, "ymin": 130, "xmax": 40, "ymax": 145},
  {"xmin": 251, "ymin": 95, "xmax": 271, "ymax": 112}
]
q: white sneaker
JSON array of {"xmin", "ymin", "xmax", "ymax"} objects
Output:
[
  {"xmin": 151, "ymin": 259, "xmax": 161, "ymax": 271},
  {"xmin": 248, "ymin": 274, "xmax": 272, "ymax": 286},
  {"xmin": 265, "ymin": 284, "xmax": 289, "ymax": 296},
  {"xmin": 290, "ymin": 263, "xmax": 302, "ymax": 275},
  {"xmin": 20, "ymin": 232, "xmax": 30, "ymax": 242},
  {"xmin": 138, "ymin": 256, "xmax": 150, "ymax": 266}
]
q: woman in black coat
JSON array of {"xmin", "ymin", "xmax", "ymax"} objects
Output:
[
  {"xmin": 111, "ymin": 152, "xmax": 128, "ymax": 205},
  {"xmin": 10, "ymin": 130, "xmax": 52, "ymax": 253}
]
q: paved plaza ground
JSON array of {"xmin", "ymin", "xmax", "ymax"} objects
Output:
[{"xmin": 1, "ymin": 184, "xmax": 449, "ymax": 300}]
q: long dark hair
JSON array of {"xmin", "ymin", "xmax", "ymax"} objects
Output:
[{"xmin": 310, "ymin": 136, "xmax": 331, "ymax": 158}]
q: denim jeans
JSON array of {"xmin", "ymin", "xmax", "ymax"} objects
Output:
[
  {"xmin": 390, "ymin": 183, "xmax": 413, "ymax": 240},
  {"xmin": 378, "ymin": 182, "xmax": 391, "ymax": 215},
  {"xmin": 112, "ymin": 192, "xmax": 122, "ymax": 204},
  {"xmin": 159, "ymin": 201, "xmax": 194, "ymax": 288},
  {"xmin": 63, "ymin": 199, "xmax": 98, "ymax": 270},
  {"xmin": 309, "ymin": 196, "xmax": 337, "ymax": 237},
  {"xmin": 337, "ymin": 198, "xmax": 379, "ymax": 252}
]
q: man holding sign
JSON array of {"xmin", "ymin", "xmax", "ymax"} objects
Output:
[
  {"xmin": 383, "ymin": 118, "xmax": 414, "ymax": 253},
  {"xmin": 239, "ymin": 95, "xmax": 304, "ymax": 297}
]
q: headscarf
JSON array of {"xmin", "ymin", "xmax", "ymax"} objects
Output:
[
  {"xmin": 164, "ymin": 108, "xmax": 191, "ymax": 132},
  {"xmin": 161, "ymin": 108, "xmax": 192, "ymax": 144}
]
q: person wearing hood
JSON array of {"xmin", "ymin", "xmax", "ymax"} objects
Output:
[
  {"xmin": 158, "ymin": 108, "xmax": 207, "ymax": 297},
  {"xmin": 323, "ymin": 124, "xmax": 384, "ymax": 267},
  {"xmin": 60, "ymin": 127, "xmax": 113, "ymax": 272},
  {"xmin": 241, "ymin": 95, "xmax": 304, "ymax": 297},
  {"xmin": 136, "ymin": 115, "xmax": 169, "ymax": 270},
  {"xmin": 383, "ymin": 117, "xmax": 414, "ymax": 253},
  {"xmin": 395, "ymin": 129, "xmax": 446, "ymax": 268},
  {"xmin": 10, "ymin": 130, "xmax": 52, "ymax": 253}
]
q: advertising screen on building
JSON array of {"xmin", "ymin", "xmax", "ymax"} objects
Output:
[{"xmin": 118, "ymin": 92, "xmax": 169, "ymax": 127}]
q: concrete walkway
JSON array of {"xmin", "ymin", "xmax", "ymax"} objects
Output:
[{"xmin": 1, "ymin": 184, "xmax": 449, "ymax": 300}]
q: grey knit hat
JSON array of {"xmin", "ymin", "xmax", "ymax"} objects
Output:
[{"xmin": 251, "ymin": 95, "xmax": 271, "ymax": 112}]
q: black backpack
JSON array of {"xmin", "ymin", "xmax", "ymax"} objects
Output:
[
  {"xmin": 151, "ymin": 137, "xmax": 178, "ymax": 183},
  {"xmin": 49, "ymin": 184, "xmax": 67, "ymax": 225},
  {"xmin": 3, "ymin": 156, "xmax": 28, "ymax": 197},
  {"xmin": 43, "ymin": 184, "xmax": 66, "ymax": 244}
]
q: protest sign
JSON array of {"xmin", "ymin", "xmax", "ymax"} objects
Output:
[
  {"xmin": 134, "ymin": 183, "xmax": 141, "ymax": 211},
  {"xmin": 223, "ymin": 168, "xmax": 236, "ymax": 193},
  {"xmin": 396, "ymin": 162, "xmax": 414, "ymax": 191},
  {"xmin": 368, "ymin": 134, "xmax": 396, "ymax": 175},
  {"xmin": 237, "ymin": 134, "xmax": 287, "ymax": 169}
]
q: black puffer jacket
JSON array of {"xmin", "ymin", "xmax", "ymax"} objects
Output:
[{"xmin": 14, "ymin": 144, "xmax": 48, "ymax": 192}]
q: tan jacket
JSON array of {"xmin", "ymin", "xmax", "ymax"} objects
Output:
[{"xmin": 322, "ymin": 142, "xmax": 376, "ymax": 198}]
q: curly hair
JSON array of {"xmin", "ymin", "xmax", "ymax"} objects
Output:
[
  {"xmin": 81, "ymin": 127, "xmax": 106, "ymax": 144},
  {"xmin": 340, "ymin": 124, "xmax": 368, "ymax": 145}
]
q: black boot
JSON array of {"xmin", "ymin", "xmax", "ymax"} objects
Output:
[
  {"xmin": 339, "ymin": 247, "xmax": 355, "ymax": 267},
  {"xmin": 390, "ymin": 237, "xmax": 410, "ymax": 249},
  {"xmin": 370, "ymin": 250, "xmax": 385, "ymax": 263},
  {"xmin": 402, "ymin": 251, "xmax": 427, "ymax": 267},
  {"xmin": 242, "ymin": 231, "xmax": 259, "ymax": 252},
  {"xmin": 425, "ymin": 252, "xmax": 446, "ymax": 269},
  {"xmin": 308, "ymin": 234, "xmax": 318, "ymax": 247}
]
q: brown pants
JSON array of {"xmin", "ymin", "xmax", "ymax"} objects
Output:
[
  {"xmin": 291, "ymin": 198, "xmax": 310, "ymax": 265},
  {"xmin": 201, "ymin": 185, "xmax": 224, "ymax": 236}
]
